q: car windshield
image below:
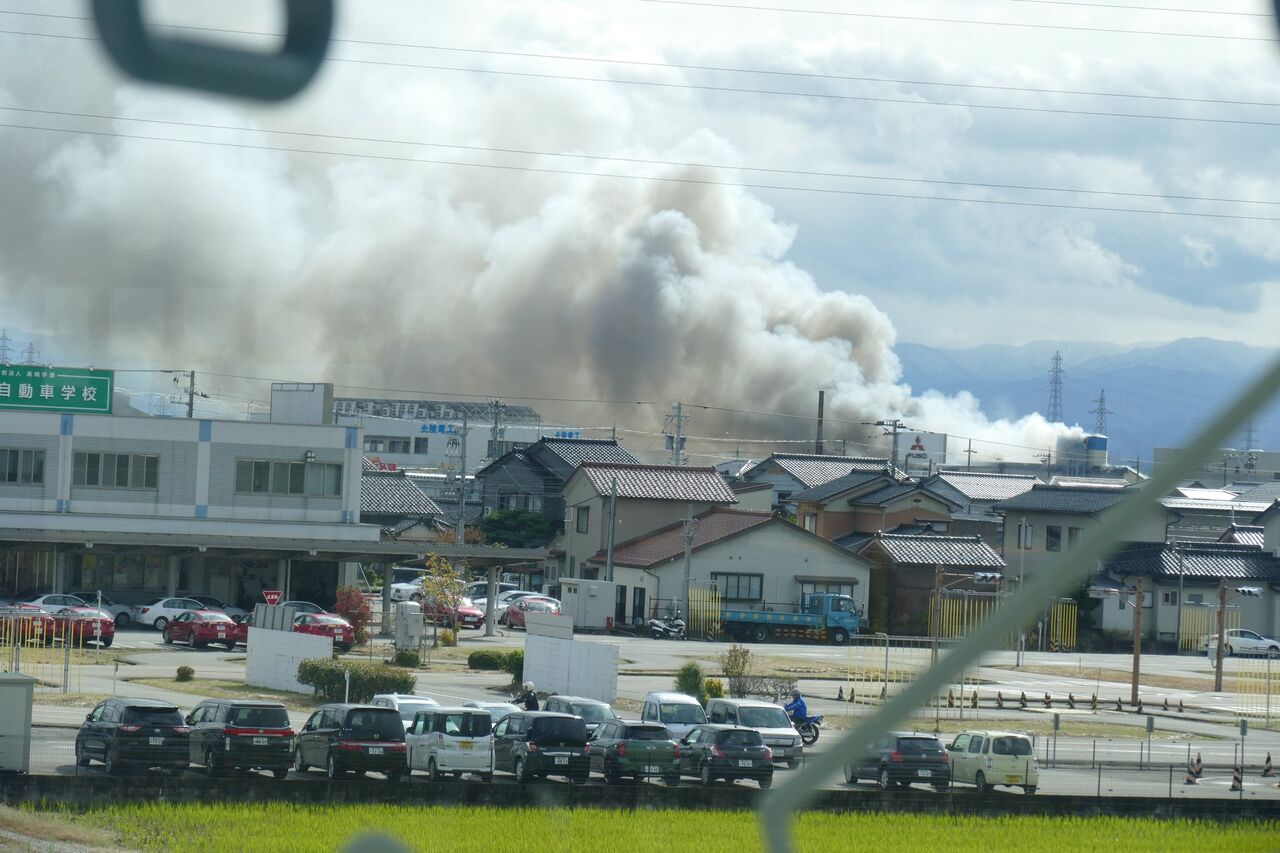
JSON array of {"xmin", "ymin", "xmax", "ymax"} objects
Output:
[
  {"xmin": 123, "ymin": 706, "xmax": 183, "ymax": 726},
  {"xmin": 898, "ymin": 737, "xmax": 945, "ymax": 755},
  {"xmin": 75, "ymin": 609, "xmax": 111, "ymax": 620},
  {"xmin": 397, "ymin": 702, "xmax": 434, "ymax": 722},
  {"xmin": 228, "ymin": 706, "xmax": 290, "ymax": 728},
  {"xmin": 313, "ymin": 616, "xmax": 346, "ymax": 625},
  {"xmin": 717, "ymin": 730, "xmax": 764, "ymax": 747},
  {"xmin": 660, "ymin": 703, "xmax": 707, "ymax": 724},
  {"xmin": 200, "ymin": 613, "xmax": 234, "ymax": 623},
  {"xmin": 526, "ymin": 600, "xmax": 558, "ymax": 612},
  {"xmin": 739, "ymin": 707, "xmax": 791, "ymax": 728},
  {"xmin": 530, "ymin": 717, "xmax": 588, "ymax": 743},
  {"xmin": 198, "ymin": 597, "xmax": 225, "ymax": 608},
  {"xmin": 627, "ymin": 726, "xmax": 671, "ymax": 741},
  {"xmin": 991, "ymin": 736, "xmax": 1033, "ymax": 756},
  {"xmin": 439, "ymin": 713, "xmax": 491, "ymax": 737},
  {"xmin": 572, "ymin": 704, "xmax": 615, "ymax": 723},
  {"xmin": 344, "ymin": 710, "xmax": 404, "ymax": 741}
]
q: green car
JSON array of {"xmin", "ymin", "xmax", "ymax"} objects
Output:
[{"xmin": 586, "ymin": 720, "xmax": 681, "ymax": 785}]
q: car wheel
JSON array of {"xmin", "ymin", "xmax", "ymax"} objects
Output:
[
  {"xmin": 844, "ymin": 765, "xmax": 856, "ymax": 784},
  {"xmin": 104, "ymin": 751, "xmax": 118, "ymax": 776},
  {"xmin": 603, "ymin": 761, "xmax": 621, "ymax": 785},
  {"xmin": 1268, "ymin": 647, "xmax": 1280, "ymax": 660},
  {"xmin": 115, "ymin": 613, "xmax": 131, "ymax": 628},
  {"xmin": 223, "ymin": 642, "xmax": 236, "ymax": 651},
  {"xmin": 194, "ymin": 640, "xmax": 208, "ymax": 649},
  {"xmin": 1024, "ymin": 785, "xmax": 1037, "ymax": 795},
  {"xmin": 514, "ymin": 757, "xmax": 530, "ymax": 784},
  {"xmin": 1225, "ymin": 645, "xmax": 1234, "ymax": 657},
  {"xmin": 878, "ymin": 767, "xmax": 891, "ymax": 791},
  {"xmin": 338, "ymin": 644, "xmax": 352, "ymax": 653},
  {"xmin": 700, "ymin": 761, "xmax": 713, "ymax": 786},
  {"xmin": 428, "ymin": 759, "xmax": 441, "ymax": 782},
  {"xmin": 75, "ymin": 742, "xmax": 89, "ymax": 768},
  {"xmin": 327, "ymin": 754, "xmax": 341, "ymax": 780},
  {"xmin": 101, "ymin": 637, "xmax": 113, "ymax": 648},
  {"xmin": 153, "ymin": 617, "xmax": 168, "ymax": 632},
  {"xmin": 481, "ymin": 773, "xmax": 493, "ymax": 783},
  {"xmin": 205, "ymin": 747, "xmax": 221, "ymax": 776},
  {"xmin": 161, "ymin": 628, "xmax": 173, "ymax": 645},
  {"xmin": 387, "ymin": 770, "xmax": 404, "ymax": 783},
  {"xmin": 786, "ymin": 758, "xmax": 799, "ymax": 770},
  {"xmin": 410, "ymin": 593, "xmax": 423, "ymax": 602},
  {"xmin": 759, "ymin": 774, "xmax": 773, "ymax": 790},
  {"xmin": 934, "ymin": 784, "xmax": 950, "ymax": 793},
  {"xmin": 750, "ymin": 625, "xmax": 769, "ymax": 644},
  {"xmin": 294, "ymin": 750, "xmax": 307, "ymax": 773},
  {"xmin": 830, "ymin": 628, "xmax": 849, "ymax": 645},
  {"xmin": 975, "ymin": 771, "xmax": 990, "ymax": 794},
  {"xmin": 664, "ymin": 774, "xmax": 680, "ymax": 787}
]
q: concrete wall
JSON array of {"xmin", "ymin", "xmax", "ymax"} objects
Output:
[
  {"xmin": 523, "ymin": 635, "xmax": 618, "ymax": 703},
  {"xmin": 245, "ymin": 627, "xmax": 334, "ymax": 694}
]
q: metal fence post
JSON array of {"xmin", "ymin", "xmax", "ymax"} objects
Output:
[{"xmin": 1096, "ymin": 762, "xmax": 1102, "ymax": 797}]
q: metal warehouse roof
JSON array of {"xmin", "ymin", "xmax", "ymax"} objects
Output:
[{"xmin": 577, "ymin": 463, "xmax": 738, "ymax": 503}]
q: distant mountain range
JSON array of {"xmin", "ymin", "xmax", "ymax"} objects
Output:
[{"xmin": 894, "ymin": 338, "xmax": 1280, "ymax": 465}]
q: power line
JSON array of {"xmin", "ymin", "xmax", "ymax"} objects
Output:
[
  {"xmin": 1001, "ymin": 0, "xmax": 1268, "ymax": 17},
  {"xmin": 6, "ymin": 121, "xmax": 1280, "ymax": 222},
  {"xmin": 633, "ymin": 0, "xmax": 1277, "ymax": 42},
  {"xmin": 5, "ymin": 104, "xmax": 1277, "ymax": 209}
]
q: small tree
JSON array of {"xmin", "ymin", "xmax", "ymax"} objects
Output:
[
  {"xmin": 720, "ymin": 643, "xmax": 753, "ymax": 698},
  {"xmin": 335, "ymin": 585, "xmax": 372, "ymax": 645},
  {"xmin": 675, "ymin": 661, "xmax": 706, "ymax": 706},
  {"xmin": 420, "ymin": 552, "xmax": 466, "ymax": 649},
  {"xmin": 480, "ymin": 509, "xmax": 554, "ymax": 548}
]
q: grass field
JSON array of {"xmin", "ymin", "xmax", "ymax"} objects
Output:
[
  {"xmin": 39, "ymin": 804, "xmax": 1278, "ymax": 853},
  {"xmin": 128, "ymin": 678, "xmax": 322, "ymax": 711}
]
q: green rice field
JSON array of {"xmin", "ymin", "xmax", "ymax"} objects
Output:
[{"xmin": 33, "ymin": 803, "xmax": 1280, "ymax": 852}]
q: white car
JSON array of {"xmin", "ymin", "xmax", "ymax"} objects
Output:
[
  {"xmin": 947, "ymin": 730, "xmax": 1039, "ymax": 795},
  {"xmin": 463, "ymin": 701, "xmax": 521, "ymax": 723},
  {"xmin": 369, "ymin": 693, "xmax": 440, "ymax": 731},
  {"xmin": 471, "ymin": 590, "xmax": 538, "ymax": 613},
  {"xmin": 464, "ymin": 580, "xmax": 519, "ymax": 601},
  {"xmin": 280, "ymin": 600, "xmax": 329, "ymax": 615},
  {"xmin": 187, "ymin": 595, "xmax": 248, "ymax": 620},
  {"xmin": 406, "ymin": 706, "xmax": 494, "ymax": 781},
  {"xmin": 390, "ymin": 577, "xmax": 425, "ymax": 603},
  {"xmin": 132, "ymin": 597, "xmax": 204, "ymax": 631},
  {"xmin": 69, "ymin": 591, "xmax": 133, "ymax": 625},
  {"xmin": 1203, "ymin": 629, "xmax": 1280, "ymax": 658},
  {"xmin": 23, "ymin": 593, "xmax": 88, "ymax": 614}
]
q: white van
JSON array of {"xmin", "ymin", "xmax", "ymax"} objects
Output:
[
  {"xmin": 705, "ymin": 698, "xmax": 802, "ymax": 766},
  {"xmin": 947, "ymin": 730, "xmax": 1039, "ymax": 794},
  {"xmin": 407, "ymin": 707, "xmax": 494, "ymax": 782},
  {"xmin": 640, "ymin": 691, "xmax": 708, "ymax": 739}
]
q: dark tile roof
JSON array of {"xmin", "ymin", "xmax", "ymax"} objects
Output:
[
  {"xmin": 433, "ymin": 499, "xmax": 486, "ymax": 526},
  {"xmin": 993, "ymin": 484, "xmax": 1132, "ymax": 515},
  {"xmin": 935, "ymin": 471, "xmax": 1042, "ymax": 502},
  {"xmin": 591, "ymin": 508, "xmax": 776, "ymax": 568},
  {"xmin": 578, "ymin": 463, "xmax": 737, "ymax": 503},
  {"xmin": 848, "ymin": 482, "xmax": 962, "ymax": 510},
  {"xmin": 360, "ymin": 472, "xmax": 442, "ymax": 516},
  {"xmin": 834, "ymin": 531, "xmax": 876, "ymax": 551},
  {"xmin": 537, "ymin": 438, "xmax": 638, "ymax": 468},
  {"xmin": 1235, "ymin": 482, "xmax": 1280, "ymax": 504},
  {"xmin": 866, "ymin": 533, "xmax": 1006, "ymax": 569},
  {"xmin": 755, "ymin": 454, "xmax": 895, "ymax": 489},
  {"xmin": 1160, "ymin": 497, "xmax": 1273, "ymax": 514},
  {"xmin": 1103, "ymin": 542, "xmax": 1280, "ymax": 582},
  {"xmin": 790, "ymin": 471, "xmax": 886, "ymax": 503},
  {"xmin": 1218, "ymin": 525, "xmax": 1265, "ymax": 548},
  {"xmin": 730, "ymin": 481, "xmax": 773, "ymax": 494}
]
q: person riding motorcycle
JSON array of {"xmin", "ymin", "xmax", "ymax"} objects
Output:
[
  {"xmin": 519, "ymin": 681, "xmax": 539, "ymax": 711},
  {"xmin": 783, "ymin": 689, "xmax": 808, "ymax": 723}
]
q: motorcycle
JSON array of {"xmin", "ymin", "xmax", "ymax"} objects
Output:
[
  {"xmin": 790, "ymin": 713, "xmax": 823, "ymax": 746},
  {"xmin": 647, "ymin": 614, "xmax": 687, "ymax": 640}
]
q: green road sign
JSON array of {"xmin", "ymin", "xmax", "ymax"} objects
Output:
[{"xmin": 0, "ymin": 366, "xmax": 113, "ymax": 414}]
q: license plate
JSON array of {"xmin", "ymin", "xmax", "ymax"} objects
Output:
[
  {"xmin": 1005, "ymin": 775, "xmax": 1022, "ymax": 784},
  {"xmin": 253, "ymin": 737, "xmax": 268, "ymax": 746},
  {"xmin": 148, "ymin": 736, "xmax": 164, "ymax": 746},
  {"xmin": 918, "ymin": 769, "xmax": 932, "ymax": 778},
  {"xmin": 738, "ymin": 759, "xmax": 753, "ymax": 768},
  {"xmin": 459, "ymin": 741, "xmax": 473, "ymax": 750},
  {"xmin": 645, "ymin": 765, "xmax": 660, "ymax": 774},
  {"xmin": 368, "ymin": 747, "xmax": 384, "ymax": 755},
  {"xmin": 554, "ymin": 756, "xmax": 569, "ymax": 765}
]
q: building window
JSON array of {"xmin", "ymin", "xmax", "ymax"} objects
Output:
[
  {"xmin": 364, "ymin": 437, "xmax": 386, "ymax": 453},
  {"xmin": 1188, "ymin": 593, "xmax": 1204, "ymax": 604},
  {"xmin": 72, "ymin": 453, "xmax": 158, "ymax": 489},
  {"xmin": 234, "ymin": 459, "xmax": 342, "ymax": 497},
  {"xmin": 1162, "ymin": 591, "xmax": 1178, "ymax": 606},
  {"xmin": 576, "ymin": 506, "xmax": 590, "ymax": 534},
  {"xmin": 1046, "ymin": 525, "xmax": 1062, "ymax": 552},
  {"xmin": 802, "ymin": 514, "xmax": 817, "ymax": 533},
  {"xmin": 413, "ymin": 437, "xmax": 429, "ymax": 454},
  {"xmin": 800, "ymin": 581, "xmax": 854, "ymax": 607},
  {"xmin": 386, "ymin": 439, "xmax": 410, "ymax": 454},
  {"xmin": 0, "ymin": 449, "xmax": 45, "ymax": 485},
  {"xmin": 1067, "ymin": 527, "xmax": 1082, "ymax": 548},
  {"xmin": 712, "ymin": 573, "xmax": 763, "ymax": 601}
]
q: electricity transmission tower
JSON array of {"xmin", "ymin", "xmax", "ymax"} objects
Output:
[
  {"xmin": 1089, "ymin": 388, "xmax": 1114, "ymax": 435},
  {"xmin": 1047, "ymin": 351, "xmax": 1064, "ymax": 423}
]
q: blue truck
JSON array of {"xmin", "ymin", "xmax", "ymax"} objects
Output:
[{"xmin": 719, "ymin": 593, "xmax": 862, "ymax": 645}]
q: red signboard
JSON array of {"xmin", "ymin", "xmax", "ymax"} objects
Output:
[{"xmin": 263, "ymin": 590, "xmax": 283, "ymax": 606}]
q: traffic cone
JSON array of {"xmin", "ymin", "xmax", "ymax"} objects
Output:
[
  {"xmin": 1020, "ymin": 691, "xmax": 1027, "ymax": 709},
  {"xmin": 996, "ymin": 691, "xmax": 1005, "ymax": 709},
  {"xmin": 1184, "ymin": 761, "xmax": 1198, "ymax": 785},
  {"xmin": 837, "ymin": 686, "xmax": 844, "ymax": 701},
  {"xmin": 1263, "ymin": 753, "xmax": 1275, "ymax": 778},
  {"xmin": 1136, "ymin": 698, "xmax": 1143, "ymax": 714},
  {"xmin": 1043, "ymin": 693, "xmax": 1052, "ymax": 709},
  {"xmin": 1178, "ymin": 699, "xmax": 1185, "ymax": 714},
  {"xmin": 1230, "ymin": 766, "xmax": 1243, "ymax": 792},
  {"xmin": 1194, "ymin": 753, "xmax": 1203, "ymax": 779},
  {"xmin": 947, "ymin": 688, "xmax": 955, "ymax": 708},
  {"xmin": 1162, "ymin": 697, "xmax": 1169, "ymax": 712},
  {"xmin": 1091, "ymin": 694, "xmax": 1098, "ymax": 711},
  {"xmin": 1067, "ymin": 693, "xmax": 1076, "ymax": 709},
  {"xmin": 970, "ymin": 691, "xmax": 978, "ymax": 710},
  {"xmin": 1115, "ymin": 697, "xmax": 1123, "ymax": 712}
]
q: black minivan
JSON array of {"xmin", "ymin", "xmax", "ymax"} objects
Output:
[
  {"xmin": 76, "ymin": 697, "xmax": 190, "ymax": 775},
  {"xmin": 187, "ymin": 699, "xmax": 294, "ymax": 779},
  {"xmin": 492, "ymin": 711, "xmax": 589, "ymax": 784},
  {"xmin": 294, "ymin": 703, "xmax": 406, "ymax": 781}
]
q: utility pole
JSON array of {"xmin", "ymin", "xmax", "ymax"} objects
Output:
[
  {"xmin": 665, "ymin": 403, "xmax": 689, "ymax": 466},
  {"xmin": 932, "ymin": 564, "xmax": 944, "ymax": 666},
  {"xmin": 1038, "ymin": 451, "xmax": 1052, "ymax": 479},
  {"xmin": 1016, "ymin": 517, "xmax": 1027, "ymax": 667},
  {"xmin": 865, "ymin": 419, "xmax": 908, "ymax": 470},
  {"xmin": 1089, "ymin": 388, "xmax": 1114, "ymax": 435},
  {"xmin": 1175, "ymin": 545, "xmax": 1185, "ymax": 656},
  {"xmin": 965, "ymin": 439, "xmax": 975, "ymax": 471},
  {"xmin": 0, "ymin": 330, "xmax": 12, "ymax": 364},
  {"xmin": 815, "ymin": 390, "xmax": 825, "ymax": 455},
  {"xmin": 1244, "ymin": 420, "xmax": 1256, "ymax": 451},
  {"xmin": 1131, "ymin": 577, "xmax": 1143, "ymax": 706},
  {"xmin": 604, "ymin": 477, "xmax": 618, "ymax": 583},
  {"xmin": 186, "ymin": 370, "xmax": 196, "ymax": 418},
  {"xmin": 1048, "ymin": 351, "xmax": 1064, "ymax": 424},
  {"xmin": 454, "ymin": 415, "xmax": 469, "ymax": 546},
  {"xmin": 681, "ymin": 505, "xmax": 695, "ymax": 617},
  {"xmin": 1215, "ymin": 579, "xmax": 1227, "ymax": 692},
  {"xmin": 489, "ymin": 399, "xmax": 505, "ymax": 459}
]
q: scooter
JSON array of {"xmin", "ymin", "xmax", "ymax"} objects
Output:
[
  {"xmin": 791, "ymin": 713, "xmax": 823, "ymax": 746},
  {"xmin": 647, "ymin": 614, "xmax": 687, "ymax": 640}
]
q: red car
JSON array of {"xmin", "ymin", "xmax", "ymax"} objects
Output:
[
  {"xmin": 52, "ymin": 607, "xmax": 116, "ymax": 648},
  {"xmin": 293, "ymin": 613, "xmax": 354, "ymax": 652},
  {"xmin": 421, "ymin": 598, "xmax": 485, "ymax": 630},
  {"xmin": 501, "ymin": 596, "xmax": 561, "ymax": 629},
  {"xmin": 0, "ymin": 604, "xmax": 56, "ymax": 644},
  {"xmin": 163, "ymin": 610, "xmax": 246, "ymax": 650}
]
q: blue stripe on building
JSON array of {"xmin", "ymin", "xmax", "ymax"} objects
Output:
[
  {"xmin": 60, "ymin": 414, "xmax": 74, "ymax": 436},
  {"xmin": 195, "ymin": 505, "xmax": 208, "ymax": 518},
  {"xmin": 199, "ymin": 420, "xmax": 212, "ymax": 442}
]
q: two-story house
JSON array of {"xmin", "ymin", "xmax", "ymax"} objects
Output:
[
  {"xmin": 790, "ymin": 471, "xmax": 957, "ymax": 542},
  {"xmin": 476, "ymin": 438, "xmax": 638, "ymax": 528},
  {"xmin": 740, "ymin": 453, "xmax": 894, "ymax": 509}
]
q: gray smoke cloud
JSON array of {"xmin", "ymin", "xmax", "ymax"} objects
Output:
[{"xmin": 0, "ymin": 13, "xmax": 1081, "ymax": 463}]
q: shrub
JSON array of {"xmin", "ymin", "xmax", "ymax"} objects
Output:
[
  {"xmin": 440, "ymin": 628, "xmax": 457, "ymax": 648},
  {"xmin": 719, "ymin": 644, "xmax": 752, "ymax": 698},
  {"xmin": 675, "ymin": 661, "xmax": 706, "ymax": 705},
  {"xmin": 391, "ymin": 650, "xmax": 420, "ymax": 668},
  {"xmin": 335, "ymin": 586, "xmax": 373, "ymax": 645},
  {"xmin": 503, "ymin": 649, "xmax": 524, "ymax": 683},
  {"xmin": 175, "ymin": 665, "xmax": 194, "ymax": 683},
  {"xmin": 703, "ymin": 678, "xmax": 725, "ymax": 700},
  {"xmin": 467, "ymin": 649, "xmax": 508, "ymax": 671},
  {"xmin": 296, "ymin": 658, "xmax": 416, "ymax": 702}
]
